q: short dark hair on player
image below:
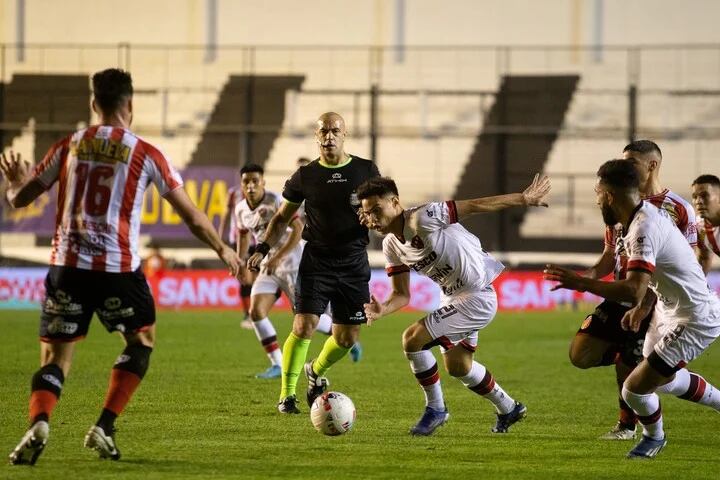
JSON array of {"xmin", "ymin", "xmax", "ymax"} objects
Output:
[
  {"xmin": 240, "ymin": 163, "xmax": 264, "ymax": 176},
  {"xmin": 623, "ymin": 139, "xmax": 662, "ymax": 158},
  {"xmin": 357, "ymin": 177, "xmax": 399, "ymax": 200},
  {"xmin": 692, "ymin": 174, "xmax": 720, "ymax": 187},
  {"xmin": 597, "ymin": 159, "xmax": 640, "ymax": 191},
  {"xmin": 92, "ymin": 68, "xmax": 133, "ymax": 114}
]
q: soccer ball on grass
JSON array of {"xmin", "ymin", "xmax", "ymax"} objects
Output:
[{"xmin": 310, "ymin": 391, "xmax": 356, "ymax": 436}]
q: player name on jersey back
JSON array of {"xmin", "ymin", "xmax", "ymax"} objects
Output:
[{"xmin": 32, "ymin": 125, "xmax": 183, "ymax": 273}]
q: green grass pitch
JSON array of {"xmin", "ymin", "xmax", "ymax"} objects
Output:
[{"xmin": 1, "ymin": 308, "xmax": 719, "ymax": 479}]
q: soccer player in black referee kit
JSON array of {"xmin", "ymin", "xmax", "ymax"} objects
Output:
[{"xmin": 248, "ymin": 112, "xmax": 380, "ymax": 413}]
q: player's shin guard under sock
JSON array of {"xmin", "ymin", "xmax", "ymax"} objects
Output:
[
  {"xmin": 621, "ymin": 386, "xmax": 664, "ymax": 440},
  {"xmin": 316, "ymin": 313, "xmax": 333, "ymax": 335},
  {"xmin": 280, "ymin": 333, "xmax": 311, "ymax": 399},
  {"xmin": 406, "ymin": 351, "xmax": 445, "ymax": 411},
  {"xmin": 460, "ymin": 361, "xmax": 516, "ymax": 414},
  {"xmin": 656, "ymin": 368, "xmax": 720, "ymax": 410},
  {"xmin": 313, "ymin": 335, "xmax": 351, "ymax": 376},
  {"xmin": 252, "ymin": 317, "xmax": 282, "ymax": 366},
  {"xmin": 99, "ymin": 344, "xmax": 152, "ymax": 431},
  {"xmin": 29, "ymin": 364, "xmax": 65, "ymax": 425}
]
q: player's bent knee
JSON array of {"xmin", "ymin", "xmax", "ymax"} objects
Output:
[
  {"xmin": 402, "ymin": 328, "xmax": 424, "ymax": 352},
  {"xmin": 113, "ymin": 344, "xmax": 153, "ymax": 379},
  {"xmin": 249, "ymin": 306, "xmax": 268, "ymax": 321},
  {"xmin": 446, "ymin": 362, "xmax": 471, "ymax": 378},
  {"xmin": 568, "ymin": 350, "xmax": 595, "ymax": 369}
]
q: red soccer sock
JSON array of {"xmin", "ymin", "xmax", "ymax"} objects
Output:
[
  {"xmin": 103, "ymin": 369, "xmax": 142, "ymax": 415},
  {"xmin": 29, "ymin": 391, "xmax": 58, "ymax": 423}
]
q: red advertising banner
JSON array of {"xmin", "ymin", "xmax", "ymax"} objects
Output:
[{"xmin": 5, "ymin": 267, "xmax": 720, "ymax": 312}]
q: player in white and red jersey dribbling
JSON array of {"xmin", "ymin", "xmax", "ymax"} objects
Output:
[
  {"xmin": 1, "ymin": 68, "xmax": 239, "ymax": 466},
  {"xmin": 545, "ymin": 159, "xmax": 720, "ymax": 459},
  {"xmin": 358, "ymin": 174, "xmax": 551, "ymax": 436},
  {"xmin": 693, "ymin": 174, "xmax": 720, "ymax": 274}
]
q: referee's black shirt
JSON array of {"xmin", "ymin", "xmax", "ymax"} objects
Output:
[{"xmin": 283, "ymin": 155, "xmax": 380, "ymax": 256}]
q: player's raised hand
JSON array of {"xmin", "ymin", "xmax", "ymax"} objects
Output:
[
  {"xmin": 363, "ymin": 294, "xmax": 383, "ymax": 326},
  {"xmin": 0, "ymin": 151, "xmax": 30, "ymax": 184},
  {"xmin": 522, "ymin": 173, "xmax": 551, "ymax": 207},
  {"xmin": 219, "ymin": 245, "xmax": 241, "ymax": 277},
  {"xmin": 543, "ymin": 264, "xmax": 586, "ymax": 292}
]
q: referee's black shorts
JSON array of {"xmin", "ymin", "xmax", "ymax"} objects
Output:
[{"xmin": 295, "ymin": 248, "xmax": 370, "ymax": 325}]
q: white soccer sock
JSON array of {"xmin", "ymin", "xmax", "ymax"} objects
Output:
[
  {"xmin": 460, "ymin": 361, "xmax": 516, "ymax": 414},
  {"xmin": 656, "ymin": 368, "xmax": 691, "ymax": 395},
  {"xmin": 316, "ymin": 313, "xmax": 333, "ymax": 335},
  {"xmin": 406, "ymin": 350, "xmax": 445, "ymax": 411},
  {"xmin": 252, "ymin": 317, "xmax": 282, "ymax": 366},
  {"xmin": 657, "ymin": 369, "xmax": 720, "ymax": 410},
  {"xmin": 621, "ymin": 386, "xmax": 664, "ymax": 440}
]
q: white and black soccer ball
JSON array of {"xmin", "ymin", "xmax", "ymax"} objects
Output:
[{"xmin": 310, "ymin": 391, "xmax": 356, "ymax": 436}]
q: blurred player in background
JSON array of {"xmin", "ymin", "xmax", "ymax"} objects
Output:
[
  {"xmin": 693, "ymin": 174, "xmax": 720, "ymax": 274},
  {"xmin": 2, "ymin": 68, "xmax": 239, "ymax": 465},
  {"xmin": 359, "ymin": 174, "xmax": 550, "ymax": 435},
  {"xmin": 218, "ymin": 173, "xmax": 253, "ymax": 329}
]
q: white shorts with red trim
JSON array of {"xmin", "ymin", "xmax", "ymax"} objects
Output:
[
  {"xmin": 424, "ymin": 284, "xmax": 497, "ymax": 353},
  {"xmin": 251, "ymin": 270, "xmax": 296, "ymax": 300},
  {"xmin": 643, "ymin": 295, "xmax": 720, "ymax": 369}
]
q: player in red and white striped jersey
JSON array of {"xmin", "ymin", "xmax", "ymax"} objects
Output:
[
  {"xmin": 569, "ymin": 140, "xmax": 699, "ymax": 441},
  {"xmin": 692, "ymin": 174, "xmax": 720, "ymax": 274},
  {"xmin": 546, "ymin": 159, "xmax": 720, "ymax": 459},
  {"xmin": 2, "ymin": 69, "xmax": 239, "ymax": 466}
]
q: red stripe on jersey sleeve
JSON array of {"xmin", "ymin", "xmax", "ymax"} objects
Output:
[
  {"xmin": 145, "ymin": 142, "xmax": 181, "ymax": 194},
  {"xmin": 33, "ymin": 136, "xmax": 70, "ymax": 188},
  {"xmin": 50, "ymin": 152, "xmax": 71, "ymax": 266},
  {"xmin": 446, "ymin": 200, "xmax": 458, "ymax": 224},
  {"xmin": 386, "ymin": 265, "xmax": 410, "ymax": 277},
  {"xmin": 627, "ymin": 260, "xmax": 655, "ymax": 274}
]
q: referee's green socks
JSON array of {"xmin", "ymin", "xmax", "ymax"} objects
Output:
[
  {"xmin": 313, "ymin": 335, "xmax": 351, "ymax": 376},
  {"xmin": 280, "ymin": 333, "xmax": 311, "ymax": 399}
]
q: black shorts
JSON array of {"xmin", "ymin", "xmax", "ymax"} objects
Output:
[
  {"xmin": 295, "ymin": 248, "xmax": 370, "ymax": 325},
  {"xmin": 577, "ymin": 300, "xmax": 653, "ymax": 365},
  {"xmin": 40, "ymin": 266, "xmax": 156, "ymax": 343}
]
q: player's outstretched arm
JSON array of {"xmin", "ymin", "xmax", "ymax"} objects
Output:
[
  {"xmin": 454, "ymin": 173, "xmax": 550, "ymax": 220},
  {"xmin": 584, "ymin": 243, "xmax": 615, "ymax": 279},
  {"xmin": 264, "ymin": 216, "xmax": 303, "ymax": 275},
  {"xmin": 0, "ymin": 151, "xmax": 45, "ymax": 208},
  {"xmin": 364, "ymin": 271, "xmax": 411, "ymax": 325},
  {"xmin": 247, "ymin": 200, "xmax": 300, "ymax": 271},
  {"xmin": 235, "ymin": 230, "xmax": 251, "ymax": 280},
  {"xmin": 543, "ymin": 264, "xmax": 650, "ymax": 306},
  {"xmin": 164, "ymin": 187, "xmax": 241, "ymax": 276}
]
